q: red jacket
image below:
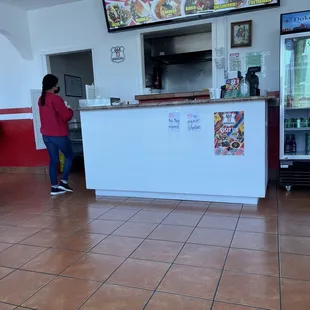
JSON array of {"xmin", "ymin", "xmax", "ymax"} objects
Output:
[{"xmin": 39, "ymin": 92, "xmax": 73, "ymax": 137}]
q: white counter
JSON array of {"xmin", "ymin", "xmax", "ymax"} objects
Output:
[{"xmin": 80, "ymin": 97, "xmax": 271, "ymax": 204}]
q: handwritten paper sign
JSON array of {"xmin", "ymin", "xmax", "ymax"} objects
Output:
[
  {"xmin": 168, "ymin": 112, "xmax": 180, "ymax": 131},
  {"xmin": 187, "ymin": 112, "xmax": 201, "ymax": 131}
]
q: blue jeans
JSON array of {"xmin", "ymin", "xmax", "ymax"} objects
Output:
[{"xmin": 43, "ymin": 136, "xmax": 73, "ymax": 186}]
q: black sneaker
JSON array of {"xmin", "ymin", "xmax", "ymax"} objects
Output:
[
  {"xmin": 51, "ymin": 187, "xmax": 66, "ymax": 196},
  {"xmin": 58, "ymin": 182, "xmax": 73, "ymax": 192}
]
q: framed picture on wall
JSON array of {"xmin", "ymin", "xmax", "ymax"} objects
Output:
[
  {"xmin": 231, "ymin": 20, "xmax": 252, "ymax": 48},
  {"xmin": 64, "ymin": 74, "xmax": 83, "ymax": 97}
]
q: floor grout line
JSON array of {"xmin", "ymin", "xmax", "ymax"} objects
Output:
[
  {"xmin": 209, "ymin": 203, "xmax": 243, "ymax": 310},
  {"xmin": 141, "ymin": 201, "xmax": 211, "ymax": 309},
  {"xmin": 277, "ymin": 182, "xmax": 283, "ymax": 310}
]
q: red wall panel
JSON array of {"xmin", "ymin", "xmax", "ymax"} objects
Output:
[{"xmin": 0, "ymin": 119, "xmax": 49, "ymax": 167}]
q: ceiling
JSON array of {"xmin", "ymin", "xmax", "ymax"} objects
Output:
[{"xmin": 0, "ymin": 0, "xmax": 84, "ymax": 10}]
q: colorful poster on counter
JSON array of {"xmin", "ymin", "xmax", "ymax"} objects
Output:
[
  {"xmin": 104, "ymin": 0, "xmax": 279, "ymax": 31},
  {"xmin": 214, "ymin": 111, "xmax": 244, "ymax": 155},
  {"xmin": 168, "ymin": 111, "xmax": 180, "ymax": 131},
  {"xmin": 187, "ymin": 112, "xmax": 201, "ymax": 131}
]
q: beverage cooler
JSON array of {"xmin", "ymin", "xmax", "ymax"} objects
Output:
[{"xmin": 279, "ymin": 11, "xmax": 310, "ymax": 191}]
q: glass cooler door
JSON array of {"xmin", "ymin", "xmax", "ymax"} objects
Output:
[{"xmin": 280, "ymin": 33, "xmax": 310, "ymax": 159}]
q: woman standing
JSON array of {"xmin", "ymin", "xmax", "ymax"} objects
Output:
[{"xmin": 39, "ymin": 74, "xmax": 74, "ymax": 196}]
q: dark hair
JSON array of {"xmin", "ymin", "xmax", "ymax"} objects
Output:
[{"xmin": 40, "ymin": 74, "xmax": 58, "ymax": 106}]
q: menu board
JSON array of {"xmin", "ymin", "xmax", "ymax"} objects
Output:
[{"xmin": 103, "ymin": 0, "xmax": 279, "ymax": 32}]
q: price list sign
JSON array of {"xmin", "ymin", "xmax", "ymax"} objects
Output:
[
  {"xmin": 168, "ymin": 112, "xmax": 180, "ymax": 132},
  {"xmin": 187, "ymin": 112, "xmax": 201, "ymax": 132}
]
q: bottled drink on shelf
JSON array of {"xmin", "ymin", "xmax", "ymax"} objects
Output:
[
  {"xmin": 291, "ymin": 134, "xmax": 297, "ymax": 154},
  {"xmin": 285, "ymin": 134, "xmax": 291, "ymax": 154}
]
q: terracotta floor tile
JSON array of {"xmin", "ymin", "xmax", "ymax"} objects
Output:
[
  {"xmin": 162, "ymin": 213, "xmax": 202, "ymax": 226},
  {"xmin": 225, "ymin": 248, "xmax": 279, "ymax": 276},
  {"xmin": 129, "ymin": 210, "xmax": 169, "ymax": 224},
  {"xmin": 236, "ymin": 218, "xmax": 277, "ymax": 234},
  {"xmin": 80, "ymin": 284, "xmax": 152, "ymax": 310},
  {"xmin": 142, "ymin": 203, "xmax": 176, "ymax": 212},
  {"xmin": 0, "ymin": 225, "xmax": 13, "ymax": 233},
  {"xmin": 280, "ymin": 235, "xmax": 310, "ymax": 255},
  {"xmin": 131, "ymin": 240, "xmax": 183, "ymax": 263},
  {"xmin": 175, "ymin": 243, "xmax": 228, "ymax": 269},
  {"xmin": 0, "ymin": 244, "xmax": 47, "ymax": 268},
  {"xmin": 172, "ymin": 206, "xmax": 208, "ymax": 215},
  {"xmin": 0, "ymin": 214, "xmax": 34, "ymax": 226},
  {"xmin": 0, "ymin": 303, "xmax": 16, "ymax": 310},
  {"xmin": 145, "ymin": 292, "xmax": 212, "ymax": 310},
  {"xmin": 0, "ymin": 227, "xmax": 41, "ymax": 243},
  {"xmin": 71, "ymin": 207, "xmax": 112, "ymax": 219},
  {"xmin": 0, "ymin": 270, "xmax": 53, "ymax": 305},
  {"xmin": 281, "ymin": 253, "xmax": 310, "ymax": 281},
  {"xmin": 81, "ymin": 219, "xmax": 124, "ymax": 235},
  {"xmin": 216, "ymin": 271, "xmax": 280, "ymax": 310},
  {"xmin": 240, "ymin": 205, "xmax": 277, "ymax": 219},
  {"xmin": 212, "ymin": 302, "xmax": 260, "ymax": 309},
  {"xmin": 108, "ymin": 258, "xmax": 170, "ymax": 290},
  {"xmin": 99, "ymin": 209, "xmax": 139, "ymax": 221},
  {"xmin": 0, "ymin": 243, "xmax": 12, "ymax": 253},
  {"xmin": 206, "ymin": 203, "xmax": 242, "ymax": 217},
  {"xmin": 159, "ymin": 264, "xmax": 221, "ymax": 299},
  {"xmin": 279, "ymin": 220, "xmax": 310, "ymax": 237},
  {"xmin": 43, "ymin": 207, "xmax": 76, "ymax": 218},
  {"xmin": 91, "ymin": 235, "xmax": 143, "ymax": 257},
  {"xmin": 112, "ymin": 222, "xmax": 157, "ymax": 238},
  {"xmin": 23, "ymin": 276, "xmax": 100, "ymax": 310},
  {"xmin": 279, "ymin": 209, "xmax": 310, "ymax": 222},
  {"xmin": 54, "ymin": 232, "xmax": 106, "ymax": 252},
  {"xmin": 20, "ymin": 229, "xmax": 71, "ymax": 247},
  {"xmin": 46, "ymin": 217, "xmax": 91, "ymax": 232},
  {"xmin": 151, "ymin": 199, "xmax": 180, "ymax": 206},
  {"xmin": 126, "ymin": 197, "xmax": 154, "ymax": 203},
  {"xmin": 232, "ymin": 232, "xmax": 278, "ymax": 252},
  {"xmin": 22, "ymin": 248, "xmax": 83, "ymax": 274},
  {"xmin": 281, "ymin": 278, "xmax": 310, "ymax": 310},
  {"xmin": 198, "ymin": 215, "xmax": 238, "ymax": 230},
  {"xmin": 0, "ymin": 267, "xmax": 13, "ymax": 280},
  {"xmin": 148, "ymin": 225, "xmax": 194, "ymax": 242},
  {"xmin": 62, "ymin": 253, "xmax": 125, "ymax": 281},
  {"xmin": 19, "ymin": 215, "xmax": 57, "ymax": 229},
  {"xmin": 188, "ymin": 228, "xmax": 234, "ymax": 247}
]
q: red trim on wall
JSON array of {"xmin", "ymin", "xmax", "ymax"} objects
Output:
[
  {"xmin": 0, "ymin": 119, "xmax": 49, "ymax": 167},
  {"xmin": 0, "ymin": 107, "xmax": 32, "ymax": 115}
]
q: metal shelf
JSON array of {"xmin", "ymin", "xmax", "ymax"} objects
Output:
[
  {"xmin": 285, "ymin": 127, "xmax": 310, "ymax": 131},
  {"xmin": 285, "ymin": 106, "xmax": 310, "ymax": 110}
]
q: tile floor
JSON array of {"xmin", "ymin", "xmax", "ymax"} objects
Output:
[{"xmin": 0, "ymin": 173, "xmax": 310, "ymax": 309}]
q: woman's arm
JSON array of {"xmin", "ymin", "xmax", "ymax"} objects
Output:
[{"xmin": 53, "ymin": 96, "xmax": 74, "ymax": 123}]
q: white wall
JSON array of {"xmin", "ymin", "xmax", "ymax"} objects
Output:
[
  {"xmin": 49, "ymin": 51, "xmax": 94, "ymax": 114},
  {"xmin": 226, "ymin": 0, "xmax": 310, "ymax": 94},
  {"xmin": 0, "ymin": 2, "xmax": 32, "ymax": 60},
  {"xmin": 0, "ymin": 2, "xmax": 34, "ymax": 109},
  {"xmin": 0, "ymin": 35, "xmax": 35, "ymax": 109}
]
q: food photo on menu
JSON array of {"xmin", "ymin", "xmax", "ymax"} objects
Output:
[{"xmin": 105, "ymin": 0, "xmax": 153, "ymax": 29}]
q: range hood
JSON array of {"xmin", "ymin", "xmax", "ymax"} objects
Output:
[{"xmin": 149, "ymin": 32, "xmax": 212, "ymax": 65}]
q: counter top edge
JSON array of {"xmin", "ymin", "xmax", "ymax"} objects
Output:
[{"xmin": 78, "ymin": 96, "xmax": 276, "ymax": 111}]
